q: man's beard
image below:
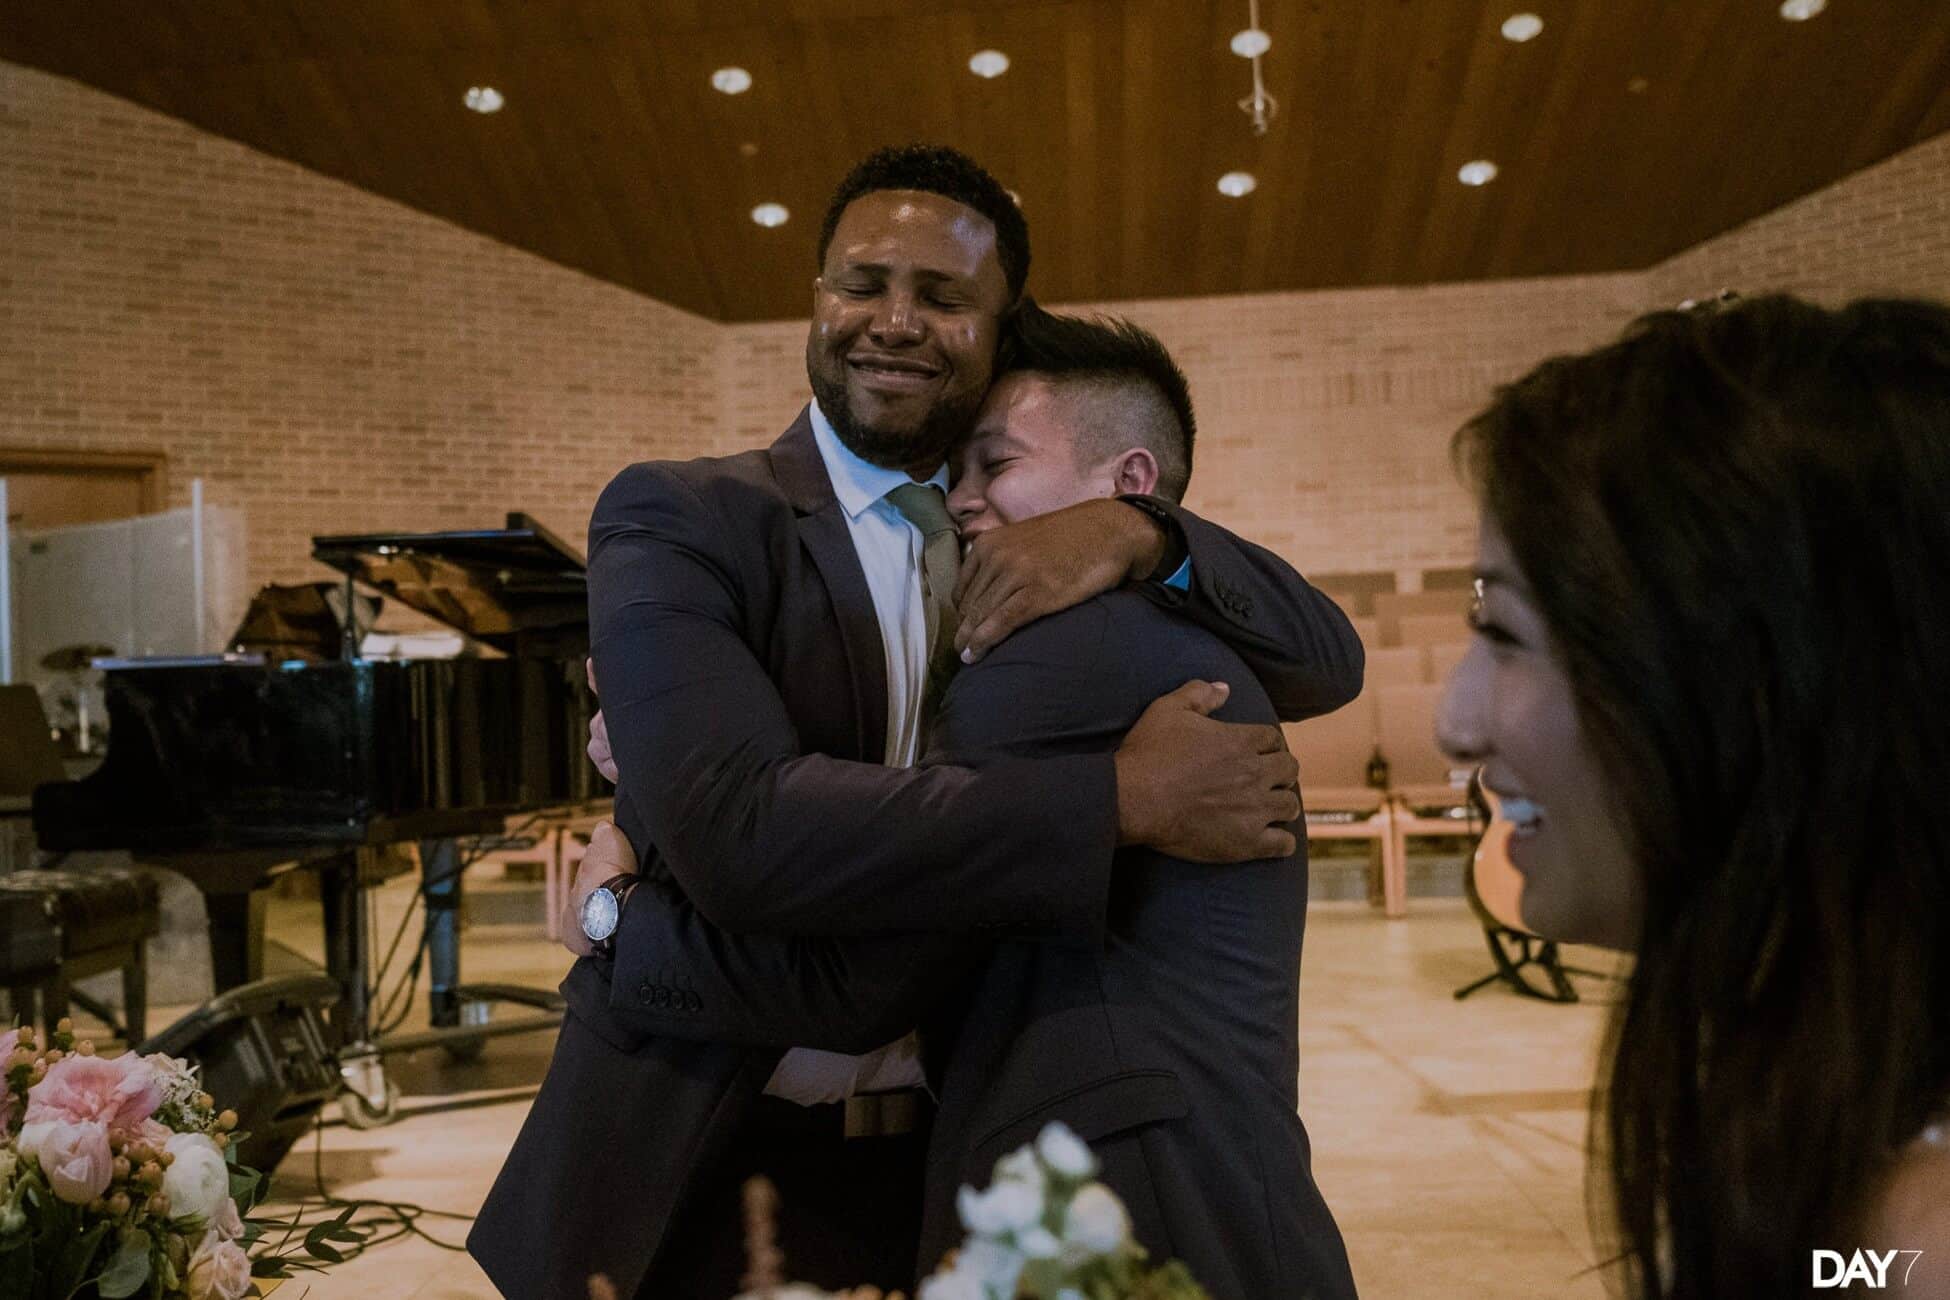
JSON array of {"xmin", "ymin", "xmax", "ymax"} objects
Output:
[{"xmin": 808, "ymin": 363, "xmax": 983, "ymax": 475}]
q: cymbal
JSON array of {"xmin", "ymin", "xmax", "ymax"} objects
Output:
[{"xmin": 40, "ymin": 644, "xmax": 117, "ymax": 672}]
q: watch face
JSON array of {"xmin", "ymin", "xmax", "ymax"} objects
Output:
[{"xmin": 580, "ymin": 885, "xmax": 620, "ymax": 942}]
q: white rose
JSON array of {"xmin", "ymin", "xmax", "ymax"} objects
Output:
[
  {"xmin": 957, "ymin": 1237, "xmax": 1026, "ymax": 1293},
  {"xmin": 995, "ymin": 1177, "xmax": 1044, "ymax": 1232},
  {"xmin": 918, "ymin": 1272, "xmax": 985, "ymax": 1300},
  {"xmin": 1036, "ymin": 1122, "xmax": 1097, "ymax": 1179},
  {"xmin": 992, "ymin": 1146, "xmax": 1041, "ymax": 1188},
  {"xmin": 1016, "ymin": 1224, "xmax": 1061, "ymax": 1259},
  {"xmin": 1061, "ymin": 1181, "xmax": 1132, "ymax": 1258},
  {"xmin": 957, "ymin": 1183, "xmax": 1003, "ymax": 1236},
  {"xmin": 956, "ymin": 1177, "xmax": 1041, "ymax": 1237},
  {"xmin": 184, "ymin": 1232, "xmax": 252, "ymax": 1300},
  {"xmin": 163, "ymin": 1133, "xmax": 231, "ymax": 1225}
]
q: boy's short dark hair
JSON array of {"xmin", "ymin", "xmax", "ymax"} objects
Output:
[{"xmin": 1003, "ymin": 302, "xmax": 1196, "ymax": 500}]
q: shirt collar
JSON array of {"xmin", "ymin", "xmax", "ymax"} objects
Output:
[{"xmin": 808, "ymin": 400, "xmax": 949, "ymax": 522}]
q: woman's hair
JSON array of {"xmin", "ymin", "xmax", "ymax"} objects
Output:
[{"xmin": 1454, "ymin": 293, "xmax": 1950, "ymax": 1298}]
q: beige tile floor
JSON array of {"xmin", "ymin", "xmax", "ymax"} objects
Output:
[{"xmin": 114, "ymin": 873, "xmax": 1627, "ymax": 1300}]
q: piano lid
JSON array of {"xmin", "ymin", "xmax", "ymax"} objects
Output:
[
  {"xmin": 311, "ymin": 512, "xmax": 586, "ymax": 654},
  {"xmin": 229, "ymin": 581, "xmax": 381, "ymax": 662}
]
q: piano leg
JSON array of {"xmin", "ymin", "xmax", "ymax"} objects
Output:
[
  {"xmin": 317, "ymin": 850, "xmax": 370, "ymax": 1047},
  {"xmin": 203, "ymin": 889, "xmax": 266, "ymax": 994},
  {"xmin": 318, "ymin": 849, "xmax": 402, "ymax": 1129},
  {"xmin": 421, "ymin": 838, "xmax": 462, "ymax": 1029}
]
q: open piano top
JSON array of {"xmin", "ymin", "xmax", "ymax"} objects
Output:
[{"xmin": 32, "ymin": 512, "xmax": 602, "ymax": 871}]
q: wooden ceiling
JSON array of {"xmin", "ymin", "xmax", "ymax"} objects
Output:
[{"xmin": 6, "ymin": 1, "xmax": 1949, "ymax": 322}]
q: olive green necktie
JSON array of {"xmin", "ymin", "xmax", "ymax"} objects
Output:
[{"xmin": 885, "ymin": 482, "xmax": 961, "ymax": 716}]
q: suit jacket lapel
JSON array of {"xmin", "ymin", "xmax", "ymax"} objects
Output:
[{"xmin": 771, "ymin": 408, "xmax": 889, "ymax": 766}]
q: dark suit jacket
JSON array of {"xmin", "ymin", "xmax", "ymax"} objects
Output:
[
  {"xmin": 609, "ymin": 590, "xmax": 1360, "ymax": 1300},
  {"xmin": 467, "ymin": 409, "xmax": 1362, "ymax": 1300}
]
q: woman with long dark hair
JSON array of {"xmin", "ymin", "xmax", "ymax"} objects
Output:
[{"xmin": 1436, "ymin": 293, "xmax": 1950, "ymax": 1297}]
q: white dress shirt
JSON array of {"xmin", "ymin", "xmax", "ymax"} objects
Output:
[{"xmin": 760, "ymin": 400, "xmax": 946, "ymax": 1105}]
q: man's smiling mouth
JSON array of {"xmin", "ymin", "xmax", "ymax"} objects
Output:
[{"xmin": 848, "ymin": 354, "xmax": 942, "ymax": 384}]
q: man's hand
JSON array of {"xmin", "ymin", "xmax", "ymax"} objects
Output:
[
  {"xmin": 562, "ymin": 821, "xmax": 638, "ymax": 958},
  {"xmin": 586, "ymin": 659, "xmax": 618, "ymax": 784},
  {"xmin": 954, "ymin": 498, "xmax": 1166, "ymax": 663},
  {"xmin": 1112, "ymin": 680, "xmax": 1301, "ymax": 862}
]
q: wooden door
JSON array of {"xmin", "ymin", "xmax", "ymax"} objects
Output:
[{"xmin": 0, "ymin": 450, "xmax": 165, "ymax": 531}]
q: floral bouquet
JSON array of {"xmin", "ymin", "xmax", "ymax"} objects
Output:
[
  {"xmin": 0, "ymin": 1020, "xmax": 260, "ymax": 1300},
  {"xmin": 917, "ymin": 1122, "xmax": 1210, "ymax": 1300}
]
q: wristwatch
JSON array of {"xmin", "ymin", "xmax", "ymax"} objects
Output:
[{"xmin": 579, "ymin": 873, "xmax": 639, "ymax": 956}]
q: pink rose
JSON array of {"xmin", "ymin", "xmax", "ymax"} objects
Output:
[
  {"xmin": 21, "ymin": 1117, "xmax": 113, "ymax": 1204},
  {"xmin": 208, "ymin": 1196, "xmax": 246, "ymax": 1242},
  {"xmin": 22, "ymin": 1051, "xmax": 163, "ymax": 1137},
  {"xmin": 185, "ymin": 1233, "xmax": 252, "ymax": 1300}
]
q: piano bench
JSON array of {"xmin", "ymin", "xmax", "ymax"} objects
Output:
[{"xmin": 0, "ymin": 866, "xmax": 161, "ymax": 1046}]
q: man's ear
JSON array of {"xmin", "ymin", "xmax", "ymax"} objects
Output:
[{"xmin": 1111, "ymin": 448, "xmax": 1161, "ymax": 498}]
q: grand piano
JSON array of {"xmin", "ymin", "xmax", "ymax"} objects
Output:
[{"xmin": 33, "ymin": 512, "xmax": 603, "ymax": 1120}]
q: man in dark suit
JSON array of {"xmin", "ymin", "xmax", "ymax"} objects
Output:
[
  {"xmin": 584, "ymin": 308, "xmax": 1360, "ymax": 1300},
  {"xmin": 470, "ymin": 147, "xmax": 1362, "ymax": 1300}
]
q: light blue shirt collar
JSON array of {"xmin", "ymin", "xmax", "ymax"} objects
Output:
[{"xmin": 808, "ymin": 400, "xmax": 949, "ymax": 521}]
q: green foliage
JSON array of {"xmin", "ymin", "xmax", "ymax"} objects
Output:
[
  {"xmin": 248, "ymin": 1200, "xmax": 374, "ymax": 1279},
  {"xmin": 94, "ymin": 1233, "xmax": 152, "ymax": 1299}
]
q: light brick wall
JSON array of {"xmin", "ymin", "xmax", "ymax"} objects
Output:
[
  {"xmin": 726, "ymin": 276, "xmax": 1648, "ymax": 577},
  {"xmin": 729, "ymin": 133, "xmax": 1950, "ymax": 580},
  {"xmin": 6, "ymin": 57, "xmax": 1948, "ymax": 596},
  {"xmin": 0, "ymin": 62, "xmax": 718, "ymax": 593},
  {"xmin": 1648, "ymin": 129, "xmax": 1950, "ymax": 309}
]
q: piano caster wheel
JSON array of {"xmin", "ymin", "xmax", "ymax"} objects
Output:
[
  {"xmin": 442, "ymin": 999, "xmax": 492, "ymax": 1064},
  {"xmin": 339, "ymin": 1078, "xmax": 402, "ymax": 1130},
  {"xmin": 338, "ymin": 1050, "xmax": 401, "ymax": 1129}
]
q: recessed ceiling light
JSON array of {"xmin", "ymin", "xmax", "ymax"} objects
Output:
[
  {"xmin": 750, "ymin": 202, "xmax": 789, "ymax": 228},
  {"xmin": 968, "ymin": 49, "xmax": 1010, "ymax": 78},
  {"xmin": 1501, "ymin": 13, "xmax": 1544, "ymax": 42},
  {"xmin": 1007, "ymin": 189, "xmax": 1022, "ymax": 207},
  {"xmin": 711, "ymin": 67, "xmax": 753, "ymax": 95},
  {"xmin": 1217, "ymin": 171, "xmax": 1257, "ymax": 197},
  {"xmin": 738, "ymin": 141, "xmax": 760, "ymax": 158},
  {"xmin": 1627, "ymin": 75, "xmax": 1651, "ymax": 94},
  {"xmin": 1779, "ymin": 0, "xmax": 1826, "ymax": 19},
  {"xmin": 1458, "ymin": 160, "xmax": 1499, "ymax": 186},
  {"xmin": 463, "ymin": 86, "xmax": 504, "ymax": 114},
  {"xmin": 1230, "ymin": 28, "xmax": 1272, "ymax": 58}
]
